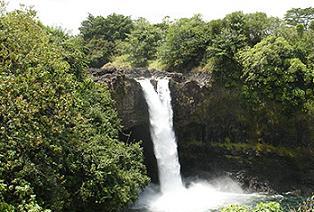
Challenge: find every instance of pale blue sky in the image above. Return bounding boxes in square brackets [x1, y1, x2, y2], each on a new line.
[7, 0, 314, 34]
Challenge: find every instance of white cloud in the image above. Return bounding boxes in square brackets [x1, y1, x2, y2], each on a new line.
[6, 0, 314, 34]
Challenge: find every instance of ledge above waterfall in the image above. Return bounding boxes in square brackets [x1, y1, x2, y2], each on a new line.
[89, 67, 212, 87]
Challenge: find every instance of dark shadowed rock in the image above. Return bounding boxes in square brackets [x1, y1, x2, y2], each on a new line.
[89, 67, 212, 130]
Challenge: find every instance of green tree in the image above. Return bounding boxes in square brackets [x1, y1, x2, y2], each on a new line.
[158, 15, 210, 71]
[84, 38, 114, 68]
[79, 13, 134, 68]
[45, 26, 88, 80]
[125, 18, 163, 67]
[239, 36, 314, 113]
[246, 12, 282, 46]
[284, 7, 314, 29]
[0, 7, 148, 211]
[278, 23, 314, 68]
[205, 12, 248, 86]
[79, 13, 133, 41]
[205, 12, 281, 86]
[309, 20, 314, 30]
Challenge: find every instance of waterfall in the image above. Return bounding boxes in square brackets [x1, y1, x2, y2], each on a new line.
[138, 79, 183, 193]
[136, 78, 256, 212]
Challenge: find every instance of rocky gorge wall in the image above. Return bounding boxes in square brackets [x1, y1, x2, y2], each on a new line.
[89, 67, 314, 195]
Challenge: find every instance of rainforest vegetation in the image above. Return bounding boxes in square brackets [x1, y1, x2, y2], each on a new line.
[0, 0, 313, 211]
[0, 3, 148, 212]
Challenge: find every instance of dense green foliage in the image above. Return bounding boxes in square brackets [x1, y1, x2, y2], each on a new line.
[78, 9, 313, 102]
[205, 12, 281, 86]
[240, 36, 314, 113]
[124, 18, 163, 67]
[221, 204, 249, 212]
[79, 13, 134, 68]
[0, 6, 148, 211]
[284, 7, 314, 29]
[221, 197, 314, 212]
[222, 202, 282, 212]
[158, 15, 210, 71]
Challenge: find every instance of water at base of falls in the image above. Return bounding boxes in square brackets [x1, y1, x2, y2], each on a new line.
[133, 180, 267, 212]
[136, 79, 263, 212]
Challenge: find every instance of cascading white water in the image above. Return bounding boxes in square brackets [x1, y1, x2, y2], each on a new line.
[138, 79, 183, 193]
[136, 78, 262, 212]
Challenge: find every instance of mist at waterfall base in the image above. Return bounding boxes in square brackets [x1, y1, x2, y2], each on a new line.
[134, 78, 264, 212]
[133, 177, 263, 212]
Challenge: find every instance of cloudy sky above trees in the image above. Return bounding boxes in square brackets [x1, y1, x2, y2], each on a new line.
[7, 0, 314, 34]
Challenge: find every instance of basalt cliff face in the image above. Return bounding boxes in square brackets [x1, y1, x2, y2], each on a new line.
[90, 67, 211, 130]
[89, 67, 314, 195]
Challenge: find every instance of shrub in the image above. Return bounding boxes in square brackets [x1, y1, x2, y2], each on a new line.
[253, 202, 283, 212]
[221, 204, 249, 212]
[221, 202, 283, 212]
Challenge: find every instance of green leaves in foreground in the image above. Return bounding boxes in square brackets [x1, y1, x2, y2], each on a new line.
[222, 202, 282, 212]
[0, 7, 148, 212]
[221, 204, 249, 212]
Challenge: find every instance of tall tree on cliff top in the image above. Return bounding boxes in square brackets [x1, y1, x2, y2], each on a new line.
[125, 18, 163, 67]
[205, 12, 281, 87]
[205, 12, 248, 86]
[284, 7, 314, 29]
[80, 13, 133, 41]
[240, 36, 314, 113]
[79, 13, 134, 68]
[158, 15, 210, 72]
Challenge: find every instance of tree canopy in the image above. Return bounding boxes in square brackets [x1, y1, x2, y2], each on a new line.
[240, 36, 314, 113]
[79, 13, 134, 68]
[284, 7, 314, 29]
[0, 6, 148, 211]
[158, 15, 210, 71]
[80, 13, 134, 41]
[124, 18, 163, 67]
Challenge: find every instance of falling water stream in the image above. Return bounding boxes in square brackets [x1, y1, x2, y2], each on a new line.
[134, 79, 269, 212]
[138, 79, 183, 193]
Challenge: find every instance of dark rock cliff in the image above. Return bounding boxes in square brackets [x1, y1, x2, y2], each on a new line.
[89, 67, 314, 195]
[89, 67, 211, 130]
